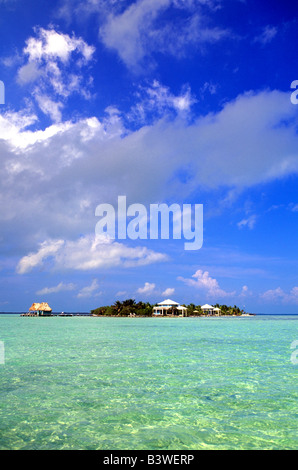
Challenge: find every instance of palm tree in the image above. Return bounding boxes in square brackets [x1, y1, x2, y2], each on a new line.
[123, 299, 136, 308]
[113, 300, 122, 314]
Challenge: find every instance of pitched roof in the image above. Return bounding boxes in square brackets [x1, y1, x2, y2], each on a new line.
[29, 302, 41, 311]
[157, 299, 180, 306]
[201, 304, 214, 309]
[38, 302, 52, 312]
[29, 302, 52, 312]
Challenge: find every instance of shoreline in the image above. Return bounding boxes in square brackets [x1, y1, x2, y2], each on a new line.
[18, 313, 256, 318]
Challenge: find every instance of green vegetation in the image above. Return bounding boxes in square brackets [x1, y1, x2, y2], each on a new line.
[186, 303, 244, 316]
[91, 300, 246, 316]
[91, 299, 153, 317]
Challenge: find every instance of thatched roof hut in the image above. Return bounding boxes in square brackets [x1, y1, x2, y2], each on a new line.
[38, 302, 52, 312]
[29, 302, 52, 315]
[29, 303, 40, 311]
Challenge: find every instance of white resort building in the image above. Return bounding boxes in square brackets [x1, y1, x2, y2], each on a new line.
[153, 299, 188, 317]
[201, 304, 221, 316]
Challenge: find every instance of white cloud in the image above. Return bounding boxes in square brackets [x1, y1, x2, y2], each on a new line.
[77, 279, 102, 298]
[162, 287, 175, 297]
[34, 93, 63, 122]
[129, 80, 196, 122]
[137, 281, 156, 295]
[115, 290, 127, 297]
[16, 235, 168, 274]
[137, 284, 174, 297]
[22, 27, 94, 65]
[260, 287, 285, 302]
[178, 269, 235, 298]
[36, 281, 76, 295]
[260, 286, 298, 304]
[17, 27, 95, 121]
[239, 285, 252, 298]
[99, 0, 228, 70]
[17, 240, 64, 274]
[99, 0, 170, 69]
[254, 25, 278, 45]
[237, 214, 257, 230]
[1, 88, 298, 264]
[291, 287, 298, 301]
[17, 62, 41, 84]
[0, 110, 38, 142]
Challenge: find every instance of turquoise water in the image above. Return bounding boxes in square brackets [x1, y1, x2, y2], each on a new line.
[0, 315, 297, 450]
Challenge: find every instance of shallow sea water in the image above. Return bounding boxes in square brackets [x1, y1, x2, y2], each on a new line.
[0, 315, 297, 450]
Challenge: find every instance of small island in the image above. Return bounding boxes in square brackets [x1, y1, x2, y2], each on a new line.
[91, 298, 252, 317]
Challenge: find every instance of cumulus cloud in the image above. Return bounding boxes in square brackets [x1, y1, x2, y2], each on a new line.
[22, 27, 94, 63]
[0, 110, 38, 142]
[17, 27, 95, 121]
[239, 285, 252, 298]
[34, 93, 64, 123]
[99, 0, 228, 70]
[17, 240, 64, 274]
[178, 269, 235, 298]
[16, 236, 168, 274]
[77, 279, 101, 298]
[36, 281, 76, 295]
[137, 281, 156, 295]
[161, 287, 175, 297]
[260, 286, 298, 304]
[1, 88, 297, 268]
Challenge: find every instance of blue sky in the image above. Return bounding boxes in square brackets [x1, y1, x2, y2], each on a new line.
[0, 0, 297, 313]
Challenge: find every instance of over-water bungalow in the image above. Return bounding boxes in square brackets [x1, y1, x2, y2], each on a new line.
[153, 299, 188, 317]
[28, 302, 53, 316]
